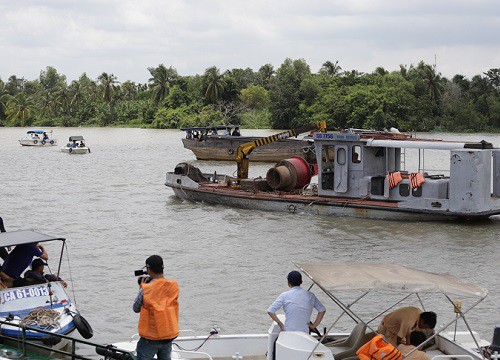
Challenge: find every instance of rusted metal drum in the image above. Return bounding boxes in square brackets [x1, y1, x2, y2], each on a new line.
[266, 156, 312, 191]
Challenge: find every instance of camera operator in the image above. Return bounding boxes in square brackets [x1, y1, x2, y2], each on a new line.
[132, 255, 180, 360]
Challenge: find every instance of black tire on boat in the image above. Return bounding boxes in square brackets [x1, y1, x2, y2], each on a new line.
[73, 313, 93, 339]
[41, 334, 62, 346]
[41, 140, 46, 145]
[69, 148, 73, 153]
[50, 140, 54, 145]
[33, 140, 38, 144]
[88, 148, 91, 153]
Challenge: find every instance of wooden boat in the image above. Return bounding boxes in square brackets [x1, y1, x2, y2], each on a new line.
[181, 126, 317, 162]
[166, 129, 500, 221]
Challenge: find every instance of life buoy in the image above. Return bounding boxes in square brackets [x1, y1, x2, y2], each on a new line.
[73, 313, 93, 339]
[33, 140, 38, 144]
[41, 140, 46, 145]
[69, 148, 73, 153]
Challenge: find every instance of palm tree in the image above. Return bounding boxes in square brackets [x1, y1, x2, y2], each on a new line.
[54, 85, 72, 115]
[98, 72, 118, 104]
[38, 91, 55, 119]
[320, 61, 342, 76]
[258, 64, 275, 89]
[399, 64, 414, 79]
[70, 81, 85, 109]
[374, 67, 388, 76]
[148, 64, 178, 105]
[5, 93, 35, 126]
[422, 65, 442, 101]
[204, 66, 227, 103]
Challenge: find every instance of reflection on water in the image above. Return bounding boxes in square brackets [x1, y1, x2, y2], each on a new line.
[0, 127, 499, 344]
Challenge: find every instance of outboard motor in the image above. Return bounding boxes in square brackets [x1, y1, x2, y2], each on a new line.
[266, 157, 313, 191]
[491, 325, 500, 352]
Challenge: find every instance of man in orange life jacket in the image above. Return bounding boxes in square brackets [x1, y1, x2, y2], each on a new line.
[133, 255, 180, 360]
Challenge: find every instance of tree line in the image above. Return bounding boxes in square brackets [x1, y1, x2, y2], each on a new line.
[0, 59, 499, 132]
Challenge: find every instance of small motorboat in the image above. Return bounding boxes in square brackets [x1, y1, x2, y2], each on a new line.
[19, 130, 57, 146]
[107, 263, 495, 360]
[0, 221, 93, 344]
[61, 136, 90, 154]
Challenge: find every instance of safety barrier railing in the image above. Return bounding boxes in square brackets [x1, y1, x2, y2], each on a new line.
[0, 318, 134, 360]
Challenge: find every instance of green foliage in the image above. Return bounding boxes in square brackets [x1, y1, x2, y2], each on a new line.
[0, 60, 499, 132]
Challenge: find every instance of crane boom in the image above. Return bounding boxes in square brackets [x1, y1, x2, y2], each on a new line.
[235, 121, 327, 182]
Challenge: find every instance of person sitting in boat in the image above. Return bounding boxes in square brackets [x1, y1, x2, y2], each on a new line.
[212, 127, 218, 135]
[71, 140, 78, 148]
[377, 306, 437, 346]
[193, 131, 199, 140]
[267, 270, 326, 333]
[22, 258, 67, 288]
[43, 132, 49, 140]
[231, 127, 241, 136]
[222, 128, 230, 136]
[80, 141, 86, 147]
[397, 330, 431, 360]
[0, 242, 48, 288]
[186, 130, 193, 140]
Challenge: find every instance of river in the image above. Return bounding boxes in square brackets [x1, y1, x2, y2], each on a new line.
[0, 127, 499, 347]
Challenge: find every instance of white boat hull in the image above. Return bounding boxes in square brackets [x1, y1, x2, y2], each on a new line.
[19, 139, 58, 146]
[61, 147, 90, 154]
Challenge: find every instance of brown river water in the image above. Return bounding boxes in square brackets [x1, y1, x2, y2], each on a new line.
[0, 127, 499, 346]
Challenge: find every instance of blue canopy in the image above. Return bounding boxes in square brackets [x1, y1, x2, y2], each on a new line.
[27, 130, 46, 134]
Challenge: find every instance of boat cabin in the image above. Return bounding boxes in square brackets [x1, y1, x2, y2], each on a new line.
[313, 130, 500, 216]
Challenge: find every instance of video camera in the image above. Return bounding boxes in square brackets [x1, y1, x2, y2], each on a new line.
[134, 269, 151, 285]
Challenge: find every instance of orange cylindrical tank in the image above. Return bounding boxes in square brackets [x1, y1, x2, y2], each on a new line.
[266, 157, 312, 191]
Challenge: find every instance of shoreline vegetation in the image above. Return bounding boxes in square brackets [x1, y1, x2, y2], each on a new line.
[0, 59, 499, 132]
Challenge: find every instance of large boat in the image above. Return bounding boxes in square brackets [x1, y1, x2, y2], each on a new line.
[0, 220, 93, 347]
[18, 130, 58, 146]
[107, 263, 497, 360]
[166, 128, 500, 221]
[181, 126, 318, 163]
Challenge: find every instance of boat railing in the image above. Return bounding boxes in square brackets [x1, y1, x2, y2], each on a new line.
[0, 318, 134, 360]
[432, 355, 475, 360]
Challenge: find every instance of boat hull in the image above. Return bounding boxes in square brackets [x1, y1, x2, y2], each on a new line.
[19, 139, 58, 146]
[182, 137, 316, 162]
[166, 174, 500, 221]
[61, 147, 90, 154]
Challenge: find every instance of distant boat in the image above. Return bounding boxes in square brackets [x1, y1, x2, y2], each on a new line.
[181, 126, 317, 163]
[19, 130, 57, 146]
[61, 136, 90, 154]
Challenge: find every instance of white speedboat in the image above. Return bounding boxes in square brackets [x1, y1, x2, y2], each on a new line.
[107, 263, 497, 360]
[19, 130, 57, 146]
[0, 225, 93, 345]
[61, 136, 90, 154]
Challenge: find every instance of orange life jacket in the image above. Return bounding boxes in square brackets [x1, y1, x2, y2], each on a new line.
[409, 173, 425, 190]
[138, 278, 180, 340]
[357, 334, 402, 360]
[387, 172, 403, 190]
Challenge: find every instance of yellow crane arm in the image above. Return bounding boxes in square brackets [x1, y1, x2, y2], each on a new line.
[235, 121, 327, 181]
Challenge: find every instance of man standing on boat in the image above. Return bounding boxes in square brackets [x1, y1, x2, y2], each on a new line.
[133, 255, 180, 360]
[267, 270, 326, 333]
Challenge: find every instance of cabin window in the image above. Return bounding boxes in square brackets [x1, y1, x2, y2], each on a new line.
[352, 146, 362, 163]
[412, 187, 422, 197]
[337, 148, 346, 165]
[399, 184, 410, 197]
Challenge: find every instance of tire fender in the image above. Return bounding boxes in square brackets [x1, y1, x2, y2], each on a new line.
[73, 313, 93, 339]
[41, 140, 46, 145]
[33, 140, 38, 144]
[69, 148, 73, 153]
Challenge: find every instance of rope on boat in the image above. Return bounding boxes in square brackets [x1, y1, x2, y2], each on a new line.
[20, 307, 61, 330]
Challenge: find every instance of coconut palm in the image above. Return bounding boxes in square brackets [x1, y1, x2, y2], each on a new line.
[54, 85, 72, 115]
[258, 64, 275, 89]
[5, 93, 35, 126]
[98, 72, 119, 104]
[399, 64, 414, 79]
[422, 65, 442, 101]
[38, 91, 55, 119]
[148, 64, 178, 105]
[204, 66, 227, 103]
[320, 60, 342, 76]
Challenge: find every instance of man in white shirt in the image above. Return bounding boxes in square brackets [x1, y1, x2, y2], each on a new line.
[267, 271, 326, 333]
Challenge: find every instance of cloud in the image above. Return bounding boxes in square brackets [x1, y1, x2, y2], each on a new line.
[0, 0, 498, 83]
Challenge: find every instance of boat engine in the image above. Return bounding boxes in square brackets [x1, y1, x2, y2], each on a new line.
[266, 157, 314, 191]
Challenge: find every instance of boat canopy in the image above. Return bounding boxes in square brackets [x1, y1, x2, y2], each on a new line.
[294, 262, 487, 298]
[26, 130, 46, 134]
[180, 125, 240, 132]
[0, 230, 65, 248]
[364, 139, 493, 150]
[69, 136, 84, 141]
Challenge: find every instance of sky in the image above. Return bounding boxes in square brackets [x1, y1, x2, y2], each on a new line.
[1, 0, 499, 84]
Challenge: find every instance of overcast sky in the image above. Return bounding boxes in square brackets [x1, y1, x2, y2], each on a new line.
[1, 0, 499, 84]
